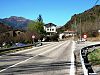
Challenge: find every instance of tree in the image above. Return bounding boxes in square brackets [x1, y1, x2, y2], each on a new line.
[37, 14, 43, 22]
[27, 15, 46, 42]
[28, 20, 45, 35]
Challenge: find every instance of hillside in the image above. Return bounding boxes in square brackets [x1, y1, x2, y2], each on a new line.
[0, 22, 12, 33]
[0, 16, 31, 30]
[62, 5, 100, 36]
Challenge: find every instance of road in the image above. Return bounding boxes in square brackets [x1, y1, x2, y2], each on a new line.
[0, 40, 75, 75]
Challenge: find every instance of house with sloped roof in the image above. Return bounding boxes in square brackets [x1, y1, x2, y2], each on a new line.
[44, 23, 57, 35]
[64, 30, 75, 37]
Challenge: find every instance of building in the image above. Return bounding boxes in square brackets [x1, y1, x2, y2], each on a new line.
[59, 30, 76, 40]
[64, 30, 76, 37]
[44, 23, 57, 35]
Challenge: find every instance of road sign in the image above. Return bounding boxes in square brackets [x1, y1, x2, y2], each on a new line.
[83, 34, 87, 39]
[32, 35, 35, 39]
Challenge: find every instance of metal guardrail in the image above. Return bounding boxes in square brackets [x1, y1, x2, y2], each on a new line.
[80, 44, 100, 75]
[0, 42, 43, 54]
[0, 44, 34, 53]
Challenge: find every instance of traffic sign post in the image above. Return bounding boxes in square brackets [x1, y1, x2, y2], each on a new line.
[83, 34, 87, 41]
[32, 35, 35, 39]
[32, 35, 35, 46]
[83, 34, 87, 39]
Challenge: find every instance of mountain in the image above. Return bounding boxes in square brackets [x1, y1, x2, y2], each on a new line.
[0, 22, 12, 33]
[62, 5, 100, 36]
[0, 16, 32, 30]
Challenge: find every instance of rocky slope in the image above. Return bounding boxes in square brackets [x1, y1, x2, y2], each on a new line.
[62, 5, 100, 36]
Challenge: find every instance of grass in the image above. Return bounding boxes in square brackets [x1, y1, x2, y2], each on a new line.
[88, 48, 100, 65]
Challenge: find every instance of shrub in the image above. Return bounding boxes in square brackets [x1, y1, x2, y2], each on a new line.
[88, 49, 100, 65]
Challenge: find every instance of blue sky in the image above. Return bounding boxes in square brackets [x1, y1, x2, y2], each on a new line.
[0, 0, 100, 26]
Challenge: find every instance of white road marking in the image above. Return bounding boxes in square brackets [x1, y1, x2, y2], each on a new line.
[70, 41, 75, 75]
[0, 41, 68, 73]
[13, 42, 56, 54]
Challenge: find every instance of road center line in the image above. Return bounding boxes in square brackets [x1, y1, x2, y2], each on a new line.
[0, 41, 68, 73]
[70, 41, 75, 75]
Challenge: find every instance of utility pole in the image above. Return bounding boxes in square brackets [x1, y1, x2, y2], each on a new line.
[75, 18, 77, 34]
[80, 18, 82, 41]
[73, 18, 77, 40]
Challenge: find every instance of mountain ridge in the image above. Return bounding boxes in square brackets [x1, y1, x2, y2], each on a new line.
[0, 16, 32, 30]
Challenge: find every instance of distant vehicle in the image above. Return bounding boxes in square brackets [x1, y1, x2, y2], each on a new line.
[34, 40, 42, 47]
[81, 38, 86, 42]
[77, 38, 86, 44]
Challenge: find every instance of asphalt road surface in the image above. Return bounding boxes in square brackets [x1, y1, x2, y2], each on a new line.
[0, 40, 75, 75]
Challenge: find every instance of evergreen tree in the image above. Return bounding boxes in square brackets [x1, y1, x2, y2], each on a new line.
[37, 14, 43, 22]
[28, 15, 46, 35]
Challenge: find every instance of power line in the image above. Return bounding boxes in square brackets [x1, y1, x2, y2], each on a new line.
[95, 0, 99, 6]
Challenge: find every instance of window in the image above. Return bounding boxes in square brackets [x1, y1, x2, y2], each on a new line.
[52, 29, 54, 31]
[50, 29, 51, 31]
[47, 29, 49, 31]
[18, 32, 20, 34]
